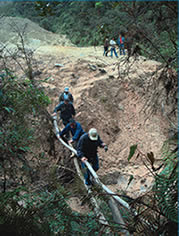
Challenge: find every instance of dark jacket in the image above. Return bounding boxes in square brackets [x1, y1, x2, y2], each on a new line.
[104, 39, 109, 47]
[60, 122, 85, 142]
[53, 102, 75, 121]
[77, 133, 104, 162]
[59, 92, 74, 103]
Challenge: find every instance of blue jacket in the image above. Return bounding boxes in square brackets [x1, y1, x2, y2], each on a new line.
[60, 122, 85, 141]
[77, 133, 104, 161]
[53, 102, 76, 121]
[117, 36, 125, 46]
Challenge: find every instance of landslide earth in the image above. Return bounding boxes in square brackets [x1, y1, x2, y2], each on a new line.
[1, 17, 175, 212]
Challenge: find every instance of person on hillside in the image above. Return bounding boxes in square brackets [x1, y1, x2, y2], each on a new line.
[117, 33, 125, 55]
[103, 37, 109, 57]
[110, 38, 118, 58]
[59, 87, 74, 104]
[52, 97, 76, 133]
[77, 128, 108, 186]
[59, 118, 85, 148]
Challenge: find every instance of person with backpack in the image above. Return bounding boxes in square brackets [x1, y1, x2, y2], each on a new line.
[59, 118, 85, 148]
[77, 128, 108, 186]
[117, 33, 125, 55]
[59, 87, 74, 103]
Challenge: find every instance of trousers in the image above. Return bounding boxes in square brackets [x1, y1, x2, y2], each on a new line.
[81, 155, 99, 185]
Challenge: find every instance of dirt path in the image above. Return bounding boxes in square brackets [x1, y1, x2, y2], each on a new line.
[35, 45, 119, 106]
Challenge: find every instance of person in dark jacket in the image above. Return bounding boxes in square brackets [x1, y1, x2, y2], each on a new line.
[103, 37, 109, 56]
[77, 128, 108, 186]
[52, 98, 76, 126]
[59, 118, 85, 148]
[59, 87, 74, 103]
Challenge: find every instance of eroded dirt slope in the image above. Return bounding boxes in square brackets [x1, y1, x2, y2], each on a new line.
[33, 45, 170, 198]
[1, 17, 171, 200]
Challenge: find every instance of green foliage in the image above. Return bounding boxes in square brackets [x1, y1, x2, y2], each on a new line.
[126, 175, 134, 188]
[154, 173, 178, 223]
[0, 69, 50, 191]
[127, 135, 178, 233]
[1, 70, 50, 116]
[0, 188, 51, 235]
[0, 2, 40, 19]
[128, 144, 137, 161]
[0, 187, 120, 235]
[153, 136, 178, 223]
[2, 1, 176, 66]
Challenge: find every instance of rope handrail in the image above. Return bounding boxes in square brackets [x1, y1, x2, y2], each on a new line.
[53, 117, 109, 226]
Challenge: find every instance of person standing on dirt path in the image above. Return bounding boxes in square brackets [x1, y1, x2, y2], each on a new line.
[110, 38, 118, 58]
[103, 37, 109, 56]
[59, 87, 74, 104]
[59, 118, 85, 148]
[52, 97, 76, 131]
[77, 128, 108, 186]
[117, 32, 125, 55]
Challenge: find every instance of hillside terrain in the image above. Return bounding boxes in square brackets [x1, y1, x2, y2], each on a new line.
[0, 17, 73, 48]
[1, 17, 175, 213]
[36, 47, 169, 197]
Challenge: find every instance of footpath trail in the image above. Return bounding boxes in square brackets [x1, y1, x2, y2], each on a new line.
[35, 45, 118, 105]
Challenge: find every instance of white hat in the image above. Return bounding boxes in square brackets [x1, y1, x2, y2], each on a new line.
[64, 87, 69, 92]
[89, 128, 98, 141]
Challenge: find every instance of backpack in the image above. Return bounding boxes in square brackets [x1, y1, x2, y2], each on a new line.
[120, 37, 123, 44]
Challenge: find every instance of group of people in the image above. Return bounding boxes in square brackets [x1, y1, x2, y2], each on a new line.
[52, 87, 108, 187]
[103, 33, 125, 58]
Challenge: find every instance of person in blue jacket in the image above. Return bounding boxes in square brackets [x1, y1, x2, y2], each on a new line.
[77, 128, 108, 186]
[52, 97, 76, 126]
[117, 32, 125, 55]
[59, 118, 85, 148]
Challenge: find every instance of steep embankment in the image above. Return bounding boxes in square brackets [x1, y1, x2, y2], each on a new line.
[38, 53, 169, 198]
[1, 17, 171, 200]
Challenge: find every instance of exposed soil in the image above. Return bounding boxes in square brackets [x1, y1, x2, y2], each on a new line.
[34, 46, 169, 196]
[1, 17, 172, 213]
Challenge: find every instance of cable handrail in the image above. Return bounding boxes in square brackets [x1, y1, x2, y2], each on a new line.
[53, 116, 130, 210]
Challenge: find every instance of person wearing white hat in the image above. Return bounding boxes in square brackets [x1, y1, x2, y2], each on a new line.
[77, 128, 108, 186]
[59, 87, 74, 103]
